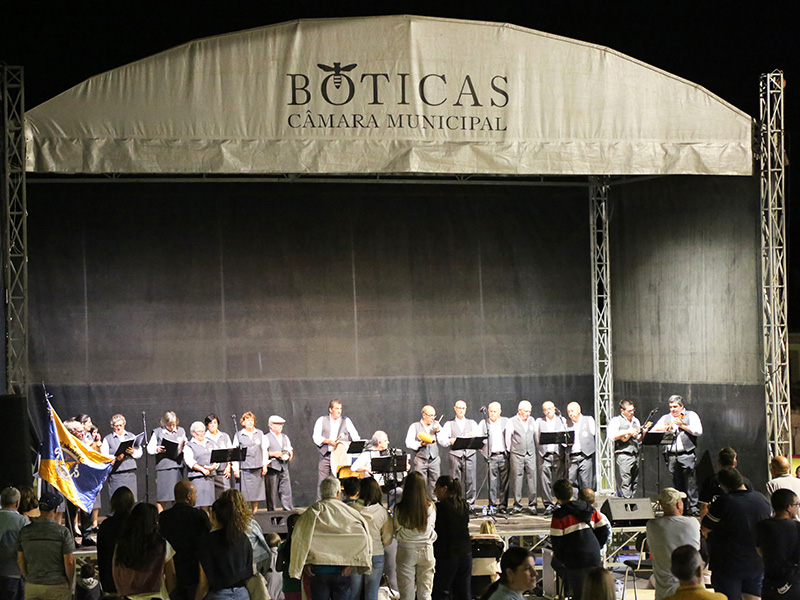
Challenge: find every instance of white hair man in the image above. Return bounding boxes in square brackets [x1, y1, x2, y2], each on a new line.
[289, 477, 371, 600]
[1, 487, 28, 600]
[405, 405, 442, 498]
[505, 400, 538, 514]
[437, 400, 479, 509]
[536, 401, 568, 514]
[646, 488, 701, 600]
[566, 402, 596, 492]
[480, 402, 509, 513]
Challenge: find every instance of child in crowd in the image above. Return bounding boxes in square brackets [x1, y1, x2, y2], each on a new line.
[75, 563, 103, 600]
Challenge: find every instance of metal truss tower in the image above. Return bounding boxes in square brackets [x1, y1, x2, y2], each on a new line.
[760, 70, 791, 461]
[1, 65, 28, 395]
[590, 176, 615, 494]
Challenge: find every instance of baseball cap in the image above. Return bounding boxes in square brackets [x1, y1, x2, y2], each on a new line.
[658, 487, 687, 507]
[39, 491, 63, 512]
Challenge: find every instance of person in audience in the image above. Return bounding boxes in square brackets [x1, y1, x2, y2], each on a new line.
[432, 476, 472, 600]
[482, 547, 537, 600]
[0, 487, 28, 600]
[577, 488, 612, 554]
[196, 494, 254, 600]
[580, 567, 615, 600]
[265, 533, 284, 600]
[341, 477, 361, 505]
[17, 487, 39, 519]
[351, 478, 393, 600]
[701, 466, 771, 600]
[663, 545, 725, 600]
[75, 563, 102, 600]
[159, 481, 211, 600]
[766, 456, 800, 521]
[394, 471, 438, 600]
[97, 485, 135, 595]
[113, 502, 176, 600]
[147, 410, 188, 512]
[290, 476, 371, 600]
[756, 488, 800, 600]
[549, 478, 610, 600]
[17, 491, 75, 600]
[221, 489, 270, 576]
[698, 447, 745, 519]
[276, 513, 302, 600]
[646, 488, 702, 600]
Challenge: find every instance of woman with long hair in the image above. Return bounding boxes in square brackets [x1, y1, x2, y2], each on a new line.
[220, 488, 270, 575]
[432, 476, 472, 600]
[580, 567, 615, 600]
[352, 477, 393, 600]
[481, 547, 537, 600]
[393, 471, 437, 600]
[196, 494, 254, 600]
[113, 502, 176, 600]
[98, 486, 135, 595]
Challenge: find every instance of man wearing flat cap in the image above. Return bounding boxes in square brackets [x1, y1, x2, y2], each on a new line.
[266, 415, 294, 511]
[646, 488, 701, 600]
[17, 492, 75, 600]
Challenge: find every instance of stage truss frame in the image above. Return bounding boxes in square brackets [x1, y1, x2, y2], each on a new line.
[590, 177, 615, 494]
[1, 65, 28, 396]
[760, 70, 791, 461]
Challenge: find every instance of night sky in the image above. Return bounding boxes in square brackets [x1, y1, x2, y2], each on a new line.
[2, 1, 796, 326]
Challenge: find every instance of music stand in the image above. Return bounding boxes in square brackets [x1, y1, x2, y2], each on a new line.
[372, 453, 409, 511]
[538, 431, 575, 446]
[643, 431, 674, 496]
[347, 440, 367, 454]
[451, 436, 488, 452]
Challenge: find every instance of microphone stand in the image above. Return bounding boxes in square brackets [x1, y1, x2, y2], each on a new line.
[142, 411, 150, 504]
[231, 414, 243, 493]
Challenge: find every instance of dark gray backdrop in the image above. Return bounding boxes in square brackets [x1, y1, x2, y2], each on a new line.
[25, 176, 764, 505]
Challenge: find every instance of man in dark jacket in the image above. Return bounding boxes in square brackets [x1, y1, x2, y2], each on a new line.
[549, 478, 610, 600]
[159, 480, 211, 600]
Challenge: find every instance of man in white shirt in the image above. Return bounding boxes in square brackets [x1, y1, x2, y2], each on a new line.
[536, 401, 568, 515]
[652, 395, 703, 516]
[646, 487, 701, 600]
[766, 455, 800, 521]
[505, 400, 538, 515]
[607, 399, 643, 498]
[480, 402, 509, 513]
[437, 400, 479, 509]
[566, 402, 596, 493]
[312, 399, 360, 494]
[405, 405, 442, 498]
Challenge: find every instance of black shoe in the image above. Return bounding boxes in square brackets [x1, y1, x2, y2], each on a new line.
[496, 507, 507, 515]
[80, 537, 96, 548]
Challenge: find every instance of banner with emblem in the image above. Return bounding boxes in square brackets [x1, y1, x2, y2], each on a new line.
[38, 400, 113, 512]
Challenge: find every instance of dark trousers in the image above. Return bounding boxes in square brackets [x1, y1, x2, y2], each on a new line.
[0, 576, 24, 600]
[432, 553, 473, 600]
[266, 467, 294, 510]
[666, 452, 698, 514]
[309, 568, 352, 600]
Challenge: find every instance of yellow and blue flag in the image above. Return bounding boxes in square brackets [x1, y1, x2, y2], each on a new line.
[38, 400, 113, 512]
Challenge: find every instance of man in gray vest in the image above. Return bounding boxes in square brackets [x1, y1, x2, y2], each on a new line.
[567, 402, 596, 493]
[437, 400, 480, 509]
[405, 405, 442, 498]
[607, 399, 643, 498]
[312, 399, 360, 494]
[265, 415, 294, 511]
[480, 401, 509, 513]
[536, 401, 568, 515]
[652, 395, 703, 516]
[505, 400, 538, 515]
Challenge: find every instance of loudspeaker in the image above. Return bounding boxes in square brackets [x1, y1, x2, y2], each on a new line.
[600, 497, 654, 526]
[0, 395, 34, 489]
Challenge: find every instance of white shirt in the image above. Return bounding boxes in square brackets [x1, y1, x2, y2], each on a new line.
[183, 438, 216, 469]
[312, 416, 360, 452]
[653, 410, 702, 452]
[607, 414, 640, 441]
[570, 415, 596, 454]
[146, 428, 187, 455]
[405, 421, 438, 451]
[437, 416, 478, 446]
[482, 419, 507, 454]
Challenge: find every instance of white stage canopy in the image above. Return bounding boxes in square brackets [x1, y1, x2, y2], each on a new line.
[24, 15, 753, 176]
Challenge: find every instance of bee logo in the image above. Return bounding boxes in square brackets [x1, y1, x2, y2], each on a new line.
[317, 62, 358, 105]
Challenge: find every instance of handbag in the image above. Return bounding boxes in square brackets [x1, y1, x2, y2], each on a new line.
[245, 572, 271, 600]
